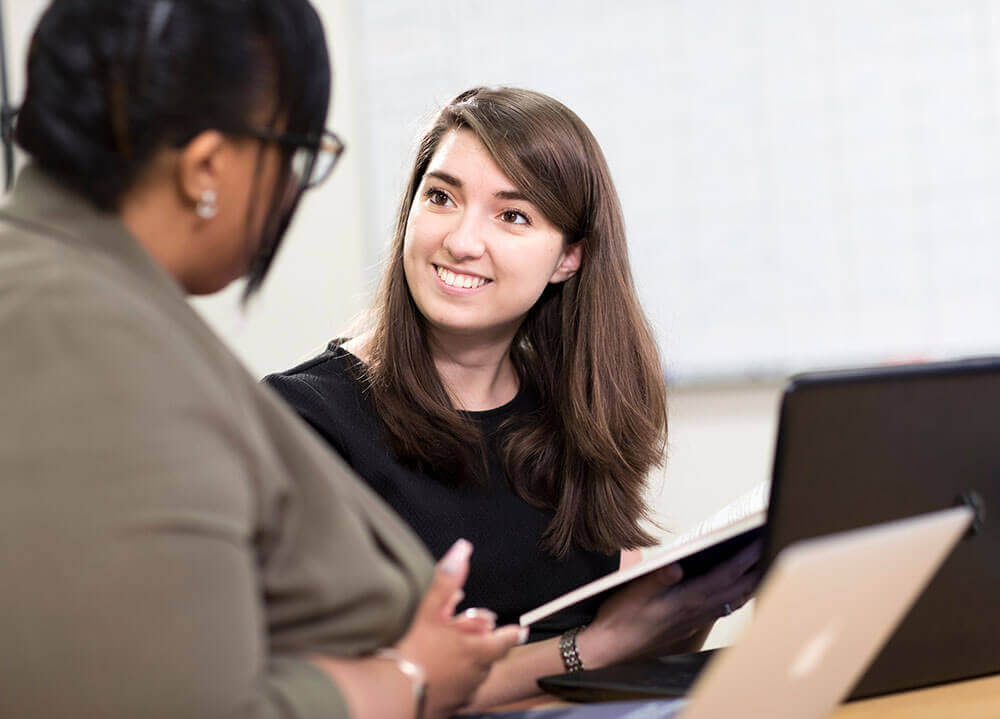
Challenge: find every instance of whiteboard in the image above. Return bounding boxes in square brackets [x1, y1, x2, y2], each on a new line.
[355, 0, 1000, 384]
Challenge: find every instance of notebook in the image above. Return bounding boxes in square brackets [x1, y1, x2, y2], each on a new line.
[519, 510, 765, 627]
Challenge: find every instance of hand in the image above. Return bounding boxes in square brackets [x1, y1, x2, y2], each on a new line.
[395, 539, 527, 719]
[579, 540, 762, 667]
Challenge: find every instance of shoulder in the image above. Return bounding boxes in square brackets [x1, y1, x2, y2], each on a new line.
[0, 231, 263, 518]
[1, 234, 192, 376]
[0, 227, 258, 456]
[263, 340, 378, 452]
[264, 339, 365, 405]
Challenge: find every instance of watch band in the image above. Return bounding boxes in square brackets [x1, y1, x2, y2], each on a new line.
[373, 647, 427, 718]
[559, 625, 587, 672]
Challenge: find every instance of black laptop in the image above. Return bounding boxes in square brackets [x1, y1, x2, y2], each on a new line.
[540, 357, 999, 701]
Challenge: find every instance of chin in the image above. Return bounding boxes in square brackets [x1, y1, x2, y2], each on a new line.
[184, 271, 240, 296]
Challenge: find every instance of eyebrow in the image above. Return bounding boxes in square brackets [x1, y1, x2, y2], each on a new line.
[424, 170, 530, 202]
[495, 189, 530, 202]
[425, 170, 462, 187]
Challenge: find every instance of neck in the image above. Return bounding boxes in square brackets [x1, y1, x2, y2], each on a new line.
[117, 154, 201, 294]
[426, 327, 520, 411]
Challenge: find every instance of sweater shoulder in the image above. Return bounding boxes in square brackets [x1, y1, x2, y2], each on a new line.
[262, 340, 376, 453]
[265, 340, 364, 398]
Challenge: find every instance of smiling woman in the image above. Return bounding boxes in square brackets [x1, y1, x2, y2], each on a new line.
[266, 86, 760, 711]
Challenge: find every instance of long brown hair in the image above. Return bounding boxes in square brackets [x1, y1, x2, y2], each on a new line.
[364, 87, 666, 556]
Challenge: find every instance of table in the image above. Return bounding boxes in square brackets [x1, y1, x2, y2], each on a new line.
[491, 673, 1000, 717]
[831, 674, 1000, 719]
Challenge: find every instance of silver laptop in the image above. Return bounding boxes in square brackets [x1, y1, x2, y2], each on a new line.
[469, 505, 972, 719]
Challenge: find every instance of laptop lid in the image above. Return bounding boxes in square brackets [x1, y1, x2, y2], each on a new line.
[680, 505, 972, 719]
[765, 357, 999, 698]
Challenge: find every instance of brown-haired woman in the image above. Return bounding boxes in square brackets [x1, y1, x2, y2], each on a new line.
[266, 86, 760, 708]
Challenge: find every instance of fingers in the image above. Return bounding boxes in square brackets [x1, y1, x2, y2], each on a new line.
[655, 562, 684, 587]
[418, 538, 473, 624]
[451, 608, 497, 634]
[682, 539, 763, 599]
[439, 538, 473, 579]
[476, 624, 530, 661]
[730, 568, 762, 611]
[609, 561, 684, 608]
[713, 568, 761, 618]
[443, 589, 465, 619]
[729, 539, 763, 576]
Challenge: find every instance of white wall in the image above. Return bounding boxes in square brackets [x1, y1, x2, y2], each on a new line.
[355, 0, 1000, 384]
[3, 1, 45, 103]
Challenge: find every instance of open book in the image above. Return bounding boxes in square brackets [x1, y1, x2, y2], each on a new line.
[519, 488, 768, 627]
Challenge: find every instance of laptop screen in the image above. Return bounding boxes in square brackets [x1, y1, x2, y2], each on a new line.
[764, 356, 1000, 698]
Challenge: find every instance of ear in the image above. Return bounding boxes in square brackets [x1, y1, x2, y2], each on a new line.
[550, 240, 583, 284]
[175, 130, 227, 211]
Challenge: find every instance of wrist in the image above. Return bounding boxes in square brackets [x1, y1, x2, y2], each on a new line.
[573, 622, 621, 669]
[373, 647, 427, 719]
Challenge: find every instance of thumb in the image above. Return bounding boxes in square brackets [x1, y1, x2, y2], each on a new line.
[419, 538, 473, 622]
[655, 562, 684, 587]
[479, 624, 531, 662]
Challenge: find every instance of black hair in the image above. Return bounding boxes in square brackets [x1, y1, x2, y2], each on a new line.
[15, 0, 332, 297]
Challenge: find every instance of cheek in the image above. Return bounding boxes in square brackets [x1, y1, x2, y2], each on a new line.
[403, 210, 441, 255]
[505, 240, 565, 291]
[401, 224, 419, 276]
[401, 211, 442, 275]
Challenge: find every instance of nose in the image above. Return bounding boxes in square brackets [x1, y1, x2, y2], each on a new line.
[442, 212, 486, 261]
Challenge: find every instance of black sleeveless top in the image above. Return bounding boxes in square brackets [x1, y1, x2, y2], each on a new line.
[264, 342, 618, 640]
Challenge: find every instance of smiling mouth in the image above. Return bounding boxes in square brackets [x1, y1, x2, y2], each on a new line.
[434, 264, 492, 289]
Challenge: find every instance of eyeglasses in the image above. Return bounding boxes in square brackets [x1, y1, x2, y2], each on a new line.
[138, 1, 344, 191]
[238, 127, 346, 191]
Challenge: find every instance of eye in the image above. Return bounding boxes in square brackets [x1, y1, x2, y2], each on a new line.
[424, 188, 454, 207]
[500, 209, 531, 226]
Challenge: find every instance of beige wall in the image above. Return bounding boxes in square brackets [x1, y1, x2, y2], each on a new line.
[652, 383, 782, 647]
[650, 383, 781, 539]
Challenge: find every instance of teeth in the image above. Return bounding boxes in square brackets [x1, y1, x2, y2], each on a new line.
[435, 265, 488, 289]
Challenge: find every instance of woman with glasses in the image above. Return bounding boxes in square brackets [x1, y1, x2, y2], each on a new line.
[267, 86, 761, 709]
[0, 3, 524, 719]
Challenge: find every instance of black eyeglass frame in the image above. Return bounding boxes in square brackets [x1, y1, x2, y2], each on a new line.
[236, 127, 346, 191]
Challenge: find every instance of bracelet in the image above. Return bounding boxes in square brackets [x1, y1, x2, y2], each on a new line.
[559, 625, 587, 672]
[373, 648, 427, 719]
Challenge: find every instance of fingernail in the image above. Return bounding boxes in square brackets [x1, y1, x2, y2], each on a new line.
[463, 608, 497, 626]
[518, 626, 530, 644]
[440, 538, 473, 574]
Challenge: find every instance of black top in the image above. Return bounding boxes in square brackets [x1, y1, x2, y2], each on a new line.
[265, 341, 619, 639]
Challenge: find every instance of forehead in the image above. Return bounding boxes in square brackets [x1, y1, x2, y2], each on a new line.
[424, 129, 517, 191]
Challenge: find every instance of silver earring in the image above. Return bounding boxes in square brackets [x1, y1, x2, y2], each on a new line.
[196, 189, 218, 220]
